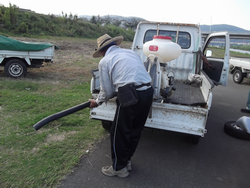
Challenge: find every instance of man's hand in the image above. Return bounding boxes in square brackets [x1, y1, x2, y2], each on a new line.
[89, 99, 98, 108]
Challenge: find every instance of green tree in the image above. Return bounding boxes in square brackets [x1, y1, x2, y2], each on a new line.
[18, 22, 28, 33]
[123, 18, 142, 30]
[112, 19, 121, 27]
[2, 3, 18, 28]
[96, 15, 102, 24]
[103, 15, 111, 25]
[3, 9, 11, 27]
[25, 12, 30, 19]
[69, 13, 73, 20]
[73, 14, 78, 20]
[9, 3, 18, 25]
[90, 16, 97, 24]
[0, 6, 6, 24]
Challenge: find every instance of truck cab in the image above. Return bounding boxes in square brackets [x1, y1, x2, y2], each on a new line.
[132, 22, 230, 86]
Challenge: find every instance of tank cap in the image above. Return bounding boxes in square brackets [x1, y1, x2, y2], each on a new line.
[153, 35, 172, 40]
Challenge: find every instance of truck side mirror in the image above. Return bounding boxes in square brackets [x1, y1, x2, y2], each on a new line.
[206, 50, 212, 57]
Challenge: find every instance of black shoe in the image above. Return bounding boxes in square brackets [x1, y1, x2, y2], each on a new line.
[241, 109, 250, 113]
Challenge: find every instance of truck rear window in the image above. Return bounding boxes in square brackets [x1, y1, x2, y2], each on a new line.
[144, 30, 191, 49]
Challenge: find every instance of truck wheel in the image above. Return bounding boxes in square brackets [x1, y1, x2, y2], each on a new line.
[4, 59, 27, 78]
[101, 120, 112, 132]
[233, 69, 244, 84]
[188, 135, 200, 144]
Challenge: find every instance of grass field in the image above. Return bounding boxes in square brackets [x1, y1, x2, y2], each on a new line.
[0, 36, 132, 187]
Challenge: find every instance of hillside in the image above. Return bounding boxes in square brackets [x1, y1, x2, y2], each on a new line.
[81, 15, 145, 22]
[200, 24, 250, 33]
[80, 15, 145, 30]
[1, 3, 249, 41]
[0, 5, 135, 41]
[82, 15, 250, 33]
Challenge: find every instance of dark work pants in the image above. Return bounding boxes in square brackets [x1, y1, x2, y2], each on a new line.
[110, 87, 154, 171]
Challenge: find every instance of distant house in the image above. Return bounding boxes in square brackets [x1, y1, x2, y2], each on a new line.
[0, 4, 32, 12]
[19, 8, 33, 12]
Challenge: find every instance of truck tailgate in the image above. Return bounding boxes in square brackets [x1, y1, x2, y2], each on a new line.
[90, 99, 208, 137]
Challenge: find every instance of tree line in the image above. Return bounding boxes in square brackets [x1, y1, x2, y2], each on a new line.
[0, 4, 139, 41]
[89, 15, 142, 30]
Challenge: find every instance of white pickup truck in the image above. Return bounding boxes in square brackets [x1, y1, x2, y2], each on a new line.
[90, 21, 230, 144]
[229, 57, 250, 84]
[0, 35, 58, 78]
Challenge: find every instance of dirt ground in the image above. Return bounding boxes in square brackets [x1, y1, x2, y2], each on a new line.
[0, 36, 132, 81]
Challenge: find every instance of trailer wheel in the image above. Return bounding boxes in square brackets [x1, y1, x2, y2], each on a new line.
[233, 69, 244, 84]
[4, 59, 27, 78]
[224, 121, 250, 140]
[101, 120, 112, 132]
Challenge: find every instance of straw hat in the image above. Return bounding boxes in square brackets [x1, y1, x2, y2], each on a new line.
[92, 34, 123, 58]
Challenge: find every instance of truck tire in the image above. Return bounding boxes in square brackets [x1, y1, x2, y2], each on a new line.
[224, 121, 250, 140]
[101, 120, 112, 132]
[233, 69, 244, 84]
[188, 135, 200, 144]
[4, 59, 27, 78]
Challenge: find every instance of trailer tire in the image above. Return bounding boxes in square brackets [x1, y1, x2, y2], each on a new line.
[4, 59, 27, 78]
[101, 120, 112, 132]
[233, 69, 244, 84]
[224, 121, 250, 140]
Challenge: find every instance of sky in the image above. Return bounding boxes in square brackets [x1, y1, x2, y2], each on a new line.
[1, 0, 250, 31]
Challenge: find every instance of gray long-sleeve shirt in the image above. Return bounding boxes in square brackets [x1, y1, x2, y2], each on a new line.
[96, 45, 151, 104]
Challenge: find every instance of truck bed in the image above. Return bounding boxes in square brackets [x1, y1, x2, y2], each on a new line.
[0, 35, 58, 51]
[166, 80, 206, 107]
[230, 57, 250, 70]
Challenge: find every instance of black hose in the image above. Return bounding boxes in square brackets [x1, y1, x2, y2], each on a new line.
[33, 101, 91, 131]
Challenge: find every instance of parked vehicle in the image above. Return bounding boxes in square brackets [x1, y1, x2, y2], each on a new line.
[0, 35, 58, 78]
[90, 21, 230, 144]
[229, 57, 250, 84]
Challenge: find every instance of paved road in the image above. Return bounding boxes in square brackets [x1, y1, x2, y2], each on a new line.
[59, 76, 250, 188]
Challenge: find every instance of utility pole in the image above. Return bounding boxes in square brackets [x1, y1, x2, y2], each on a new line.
[209, 17, 212, 33]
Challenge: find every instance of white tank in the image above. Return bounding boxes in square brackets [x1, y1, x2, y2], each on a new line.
[143, 35, 182, 63]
